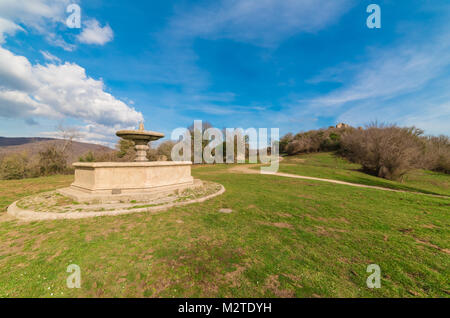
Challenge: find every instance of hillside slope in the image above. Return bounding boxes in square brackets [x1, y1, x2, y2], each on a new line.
[0, 137, 114, 164]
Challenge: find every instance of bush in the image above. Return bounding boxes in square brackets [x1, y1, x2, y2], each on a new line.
[79, 151, 95, 162]
[279, 133, 294, 154]
[283, 127, 347, 155]
[38, 145, 68, 176]
[423, 135, 450, 173]
[155, 141, 175, 161]
[116, 139, 136, 161]
[340, 123, 423, 180]
[0, 153, 30, 180]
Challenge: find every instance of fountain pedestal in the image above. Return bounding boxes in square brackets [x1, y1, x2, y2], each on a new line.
[134, 140, 150, 162]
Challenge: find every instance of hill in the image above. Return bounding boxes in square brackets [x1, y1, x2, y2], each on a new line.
[0, 136, 114, 164]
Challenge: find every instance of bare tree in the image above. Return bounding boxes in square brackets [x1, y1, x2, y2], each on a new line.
[340, 123, 423, 180]
[56, 123, 81, 154]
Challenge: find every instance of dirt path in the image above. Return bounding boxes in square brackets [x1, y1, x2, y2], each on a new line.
[228, 164, 261, 174]
[0, 212, 16, 223]
[228, 160, 449, 199]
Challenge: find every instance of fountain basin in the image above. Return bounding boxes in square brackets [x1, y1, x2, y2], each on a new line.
[115, 129, 164, 141]
[59, 161, 199, 203]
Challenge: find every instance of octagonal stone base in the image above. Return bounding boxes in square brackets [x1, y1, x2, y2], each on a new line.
[58, 161, 200, 203]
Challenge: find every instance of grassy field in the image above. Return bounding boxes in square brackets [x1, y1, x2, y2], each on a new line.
[0, 156, 449, 297]
[277, 152, 450, 196]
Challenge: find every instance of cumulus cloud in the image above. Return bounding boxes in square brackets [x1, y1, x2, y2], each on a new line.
[0, 46, 143, 137]
[0, 47, 37, 91]
[0, 0, 123, 144]
[77, 19, 114, 45]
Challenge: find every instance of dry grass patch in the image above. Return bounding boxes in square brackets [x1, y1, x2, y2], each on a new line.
[264, 275, 295, 298]
[258, 221, 294, 229]
[305, 213, 350, 224]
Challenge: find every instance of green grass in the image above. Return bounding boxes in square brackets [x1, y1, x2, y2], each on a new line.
[0, 175, 73, 213]
[277, 152, 450, 196]
[0, 162, 448, 297]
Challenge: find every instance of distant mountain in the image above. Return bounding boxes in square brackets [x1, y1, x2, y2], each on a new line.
[0, 137, 114, 164]
[0, 137, 55, 147]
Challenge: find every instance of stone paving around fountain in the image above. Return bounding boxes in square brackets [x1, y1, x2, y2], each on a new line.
[7, 181, 224, 221]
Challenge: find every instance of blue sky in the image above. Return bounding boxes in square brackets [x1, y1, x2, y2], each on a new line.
[0, 0, 449, 146]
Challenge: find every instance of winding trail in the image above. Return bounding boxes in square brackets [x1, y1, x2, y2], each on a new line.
[228, 160, 449, 199]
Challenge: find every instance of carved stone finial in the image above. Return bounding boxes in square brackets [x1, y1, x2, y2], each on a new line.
[139, 122, 145, 131]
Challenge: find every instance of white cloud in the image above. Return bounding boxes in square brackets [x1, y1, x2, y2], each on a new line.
[279, 20, 450, 135]
[0, 0, 73, 49]
[169, 0, 355, 47]
[45, 32, 76, 51]
[40, 50, 61, 63]
[0, 46, 37, 91]
[0, 0, 71, 33]
[399, 102, 450, 136]
[0, 46, 143, 137]
[0, 0, 125, 145]
[0, 17, 24, 43]
[334, 75, 450, 136]
[0, 0, 114, 49]
[77, 19, 114, 45]
[0, 89, 43, 117]
[308, 46, 450, 108]
[305, 17, 450, 109]
[41, 123, 121, 147]
[335, 97, 450, 136]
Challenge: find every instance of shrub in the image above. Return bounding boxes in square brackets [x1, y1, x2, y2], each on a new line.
[38, 145, 68, 176]
[77, 150, 122, 163]
[0, 153, 29, 180]
[79, 151, 95, 162]
[423, 135, 450, 173]
[340, 123, 423, 180]
[279, 133, 294, 154]
[283, 128, 346, 155]
[156, 141, 175, 161]
[116, 139, 136, 161]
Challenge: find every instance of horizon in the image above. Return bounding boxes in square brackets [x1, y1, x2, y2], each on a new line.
[0, 1, 449, 148]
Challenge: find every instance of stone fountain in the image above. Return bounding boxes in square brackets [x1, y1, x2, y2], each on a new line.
[59, 123, 199, 203]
